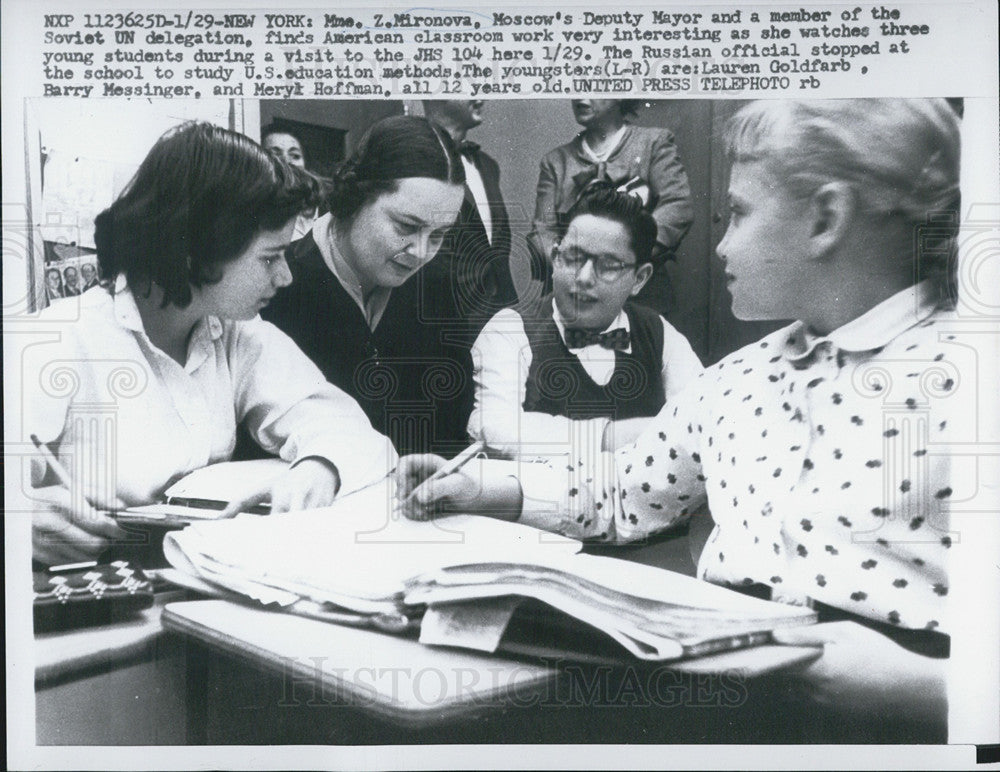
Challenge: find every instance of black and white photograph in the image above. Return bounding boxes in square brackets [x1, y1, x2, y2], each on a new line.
[4, 1, 999, 770]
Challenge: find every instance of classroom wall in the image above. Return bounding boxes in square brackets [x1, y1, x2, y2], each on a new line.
[259, 100, 403, 155]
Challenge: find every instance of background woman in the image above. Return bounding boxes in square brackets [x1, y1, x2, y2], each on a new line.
[26, 122, 395, 566]
[261, 123, 329, 240]
[528, 99, 694, 314]
[262, 116, 469, 458]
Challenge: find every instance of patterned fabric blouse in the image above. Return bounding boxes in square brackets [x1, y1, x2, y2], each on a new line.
[518, 281, 965, 633]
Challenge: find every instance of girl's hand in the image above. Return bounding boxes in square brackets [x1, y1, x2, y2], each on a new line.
[32, 485, 127, 565]
[221, 458, 340, 517]
[771, 621, 947, 724]
[394, 454, 522, 522]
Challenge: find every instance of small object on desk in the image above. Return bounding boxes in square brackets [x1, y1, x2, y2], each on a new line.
[48, 560, 99, 573]
[33, 560, 155, 632]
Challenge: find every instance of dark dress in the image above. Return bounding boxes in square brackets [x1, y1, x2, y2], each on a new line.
[261, 232, 475, 459]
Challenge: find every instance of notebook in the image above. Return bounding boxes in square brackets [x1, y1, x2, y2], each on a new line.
[114, 459, 288, 525]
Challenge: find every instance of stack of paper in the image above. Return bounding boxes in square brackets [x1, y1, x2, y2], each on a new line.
[164, 475, 817, 663]
[405, 554, 817, 661]
[163, 477, 582, 615]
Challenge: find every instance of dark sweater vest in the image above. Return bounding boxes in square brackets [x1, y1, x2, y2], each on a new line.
[260, 233, 474, 458]
[521, 297, 666, 421]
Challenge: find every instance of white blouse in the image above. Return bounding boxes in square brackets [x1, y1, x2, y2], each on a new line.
[23, 277, 396, 506]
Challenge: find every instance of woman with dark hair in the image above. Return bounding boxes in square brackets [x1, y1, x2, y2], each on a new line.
[261, 123, 328, 240]
[262, 115, 470, 458]
[528, 100, 694, 314]
[25, 122, 395, 566]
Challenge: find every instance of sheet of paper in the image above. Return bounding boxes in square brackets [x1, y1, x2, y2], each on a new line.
[419, 597, 522, 653]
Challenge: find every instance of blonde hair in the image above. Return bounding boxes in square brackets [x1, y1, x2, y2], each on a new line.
[725, 99, 961, 288]
[725, 99, 960, 223]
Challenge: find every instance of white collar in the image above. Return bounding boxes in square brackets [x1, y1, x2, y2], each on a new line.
[113, 274, 222, 341]
[783, 280, 943, 362]
[311, 213, 392, 329]
[581, 125, 629, 163]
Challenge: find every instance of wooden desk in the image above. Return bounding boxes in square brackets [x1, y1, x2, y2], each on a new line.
[163, 599, 558, 731]
[37, 525, 932, 745]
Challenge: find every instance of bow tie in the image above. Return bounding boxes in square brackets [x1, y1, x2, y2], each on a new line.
[458, 140, 480, 157]
[564, 327, 630, 351]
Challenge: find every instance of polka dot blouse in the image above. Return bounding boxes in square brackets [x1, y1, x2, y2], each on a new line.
[518, 282, 964, 633]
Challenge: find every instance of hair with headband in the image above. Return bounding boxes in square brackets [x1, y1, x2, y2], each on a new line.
[326, 115, 465, 223]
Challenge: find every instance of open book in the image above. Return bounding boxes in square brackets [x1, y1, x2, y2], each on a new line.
[163, 476, 817, 664]
[116, 459, 288, 525]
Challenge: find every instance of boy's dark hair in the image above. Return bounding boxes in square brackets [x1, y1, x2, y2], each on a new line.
[567, 185, 658, 266]
[94, 122, 311, 308]
[326, 115, 465, 223]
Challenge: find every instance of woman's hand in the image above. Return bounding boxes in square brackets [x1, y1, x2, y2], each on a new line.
[394, 454, 522, 522]
[32, 485, 128, 565]
[771, 621, 947, 724]
[221, 458, 341, 517]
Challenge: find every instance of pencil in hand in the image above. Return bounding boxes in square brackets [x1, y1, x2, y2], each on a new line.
[397, 441, 485, 521]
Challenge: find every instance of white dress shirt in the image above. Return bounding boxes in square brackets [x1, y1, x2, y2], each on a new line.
[468, 305, 703, 458]
[23, 277, 396, 506]
[460, 156, 492, 243]
[516, 281, 967, 633]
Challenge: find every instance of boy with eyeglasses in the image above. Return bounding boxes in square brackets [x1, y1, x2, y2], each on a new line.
[467, 186, 702, 458]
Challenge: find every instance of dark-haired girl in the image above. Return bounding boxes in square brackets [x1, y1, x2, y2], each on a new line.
[26, 122, 395, 566]
[262, 115, 470, 458]
[528, 100, 694, 313]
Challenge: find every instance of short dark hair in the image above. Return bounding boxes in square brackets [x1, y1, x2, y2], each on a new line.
[326, 115, 464, 223]
[261, 123, 303, 146]
[566, 185, 658, 266]
[94, 122, 310, 308]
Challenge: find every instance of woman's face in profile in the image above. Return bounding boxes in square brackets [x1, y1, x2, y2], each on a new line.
[339, 177, 464, 291]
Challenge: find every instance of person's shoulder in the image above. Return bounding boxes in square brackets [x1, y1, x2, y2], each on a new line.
[488, 305, 528, 327]
[627, 124, 678, 148]
[286, 232, 325, 274]
[707, 323, 799, 374]
[28, 289, 120, 360]
[624, 299, 664, 325]
[541, 136, 581, 165]
[37, 286, 113, 327]
[475, 147, 501, 173]
[220, 314, 298, 354]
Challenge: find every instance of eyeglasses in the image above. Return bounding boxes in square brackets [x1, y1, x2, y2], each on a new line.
[552, 246, 637, 282]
